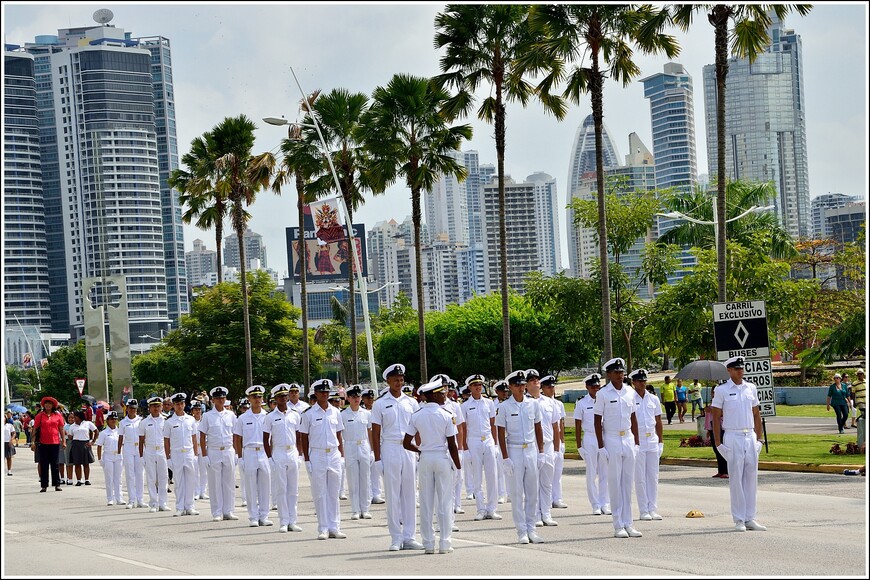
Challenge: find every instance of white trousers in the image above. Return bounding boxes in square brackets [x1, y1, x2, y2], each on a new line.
[310, 449, 342, 533]
[271, 452, 299, 526]
[195, 454, 208, 497]
[635, 447, 660, 514]
[552, 448, 564, 502]
[419, 451, 454, 551]
[242, 448, 271, 521]
[724, 431, 760, 523]
[604, 434, 636, 530]
[452, 454, 463, 510]
[506, 445, 538, 535]
[206, 447, 236, 517]
[345, 452, 372, 514]
[494, 446, 507, 499]
[143, 451, 168, 508]
[582, 436, 609, 510]
[537, 445, 555, 521]
[463, 449, 473, 496]
[370, 450, 382, 499]
[382, 441, 417, 543]
[102, 458, 123, 502]
[467, 440, 498, 514]
[122, 448, 144, 505]
[171, 449, 197, 512]
[238, 456, 247, 503]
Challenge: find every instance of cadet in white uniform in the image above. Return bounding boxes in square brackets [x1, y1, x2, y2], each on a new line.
[712, 356, 767, 533]
[404, 379, 462, 555]
[628, 369, 664, 521]
[199, 386, 238, 522]
[361, 387, 384, 505]
[117, 399, 145, 509]
[525, 369, 559, 527]
[492, 381, 509, 504]
[341, 385, 373, 520]
[263, 383, 303, 533]
[372, 363, 424, 551]
[496, 370, 546, 545]
[436, 376, 466, 515]
[461, 374, 501, 521]
[96, 412, 123, 505]
[164, 393, 200, 517]
[329, 390, 349, 501]
[594, 358, 642, 538]
[288, 383, 310, 469]
[299, 378, 346, 540]
[236, 397, 250, 507]
[233, 386, 273, 527]
[573, 374, 610, 515]
[541, 376, 568, 509]
[190, 402, 209, 501]
[138, 396, 169, 512]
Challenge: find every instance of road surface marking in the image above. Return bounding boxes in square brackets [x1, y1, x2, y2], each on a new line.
[98, 553, 168, 571]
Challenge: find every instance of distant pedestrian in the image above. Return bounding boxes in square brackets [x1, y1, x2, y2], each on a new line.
[660, 376, 676, 425]
[688, 380, 704, 421]
[32, 396, 66, 492]
[827, 373, 851, 434]
[4, 418, 16, 475]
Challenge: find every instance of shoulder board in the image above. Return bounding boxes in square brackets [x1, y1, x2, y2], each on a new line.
[290, 408, 300, 414]
[302, 406, 313, 413]
[413, 408, 422, 414]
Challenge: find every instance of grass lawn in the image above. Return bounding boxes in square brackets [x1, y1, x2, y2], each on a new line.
[772, 404, 831, 417]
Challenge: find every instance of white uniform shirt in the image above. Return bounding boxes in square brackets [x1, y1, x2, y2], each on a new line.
[289, 399, 310, 414]
[371, 391, 419, 443]
[406, 402, 457, 452]
[461, 396, 496, 442]
[340, 407, 372, 457]
[96, 427, 121, 460]
[572, 394, 597, 443]
[198, 408, 236, 448]
[711, 379, 759, 431]
[593, 383, 635, 434]
[163, 412, 197, 451]
[138, 415, 166, 451]
[632, 390, 662, 446]
[299, 403, 342, 450]
[444, 398, 465, 427]
[495, 397, 542, 446]
[533, 396, 558, 443]
[119, 415, 141, 450]
[262, 407, 300, 451]
[70, 421, 97, 441]
[232, 409, 268, 447]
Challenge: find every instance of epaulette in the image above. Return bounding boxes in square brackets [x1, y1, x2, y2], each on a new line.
[302, 406, 313, 413]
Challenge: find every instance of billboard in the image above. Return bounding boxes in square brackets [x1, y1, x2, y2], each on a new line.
[286, 202, 367, 283]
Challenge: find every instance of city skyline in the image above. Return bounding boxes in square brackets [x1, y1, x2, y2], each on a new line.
[4, 3, 867, 276]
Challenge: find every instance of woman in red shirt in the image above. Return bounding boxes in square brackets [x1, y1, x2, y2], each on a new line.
[32, 396, 67, 492]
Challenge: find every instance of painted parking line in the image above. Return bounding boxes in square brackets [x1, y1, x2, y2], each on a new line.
[98, 553, 168, 571]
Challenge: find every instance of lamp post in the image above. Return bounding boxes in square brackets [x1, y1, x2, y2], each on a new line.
[658, 203, 774, 299]
[264, 67, 379, 391]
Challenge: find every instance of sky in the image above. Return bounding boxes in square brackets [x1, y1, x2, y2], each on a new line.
[3, 2, 868, 278]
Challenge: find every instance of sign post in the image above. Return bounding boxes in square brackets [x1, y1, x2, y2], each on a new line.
[74, 378, 86, 397]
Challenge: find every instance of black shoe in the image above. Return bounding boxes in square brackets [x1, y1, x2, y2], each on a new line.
[40, 488, 47, 493]
[55, 486, 63, 491]
[75, 482, 83, 486]
[84, 481, 91, 486]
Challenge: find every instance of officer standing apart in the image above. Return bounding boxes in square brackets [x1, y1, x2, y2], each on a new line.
[712, 356, 767, 532]
[371, 363, 424, 551]
[628, 369, 664, 521]
[403, 379, 462, 555]
[263, 383, 304, 533]
[138, 396, 169, 513]
[199, 386, 238, 522]
[117, 399, 145, 509]
[461, 374, 501, 522]
[574, 374, 610, 515]
[164, 393, 200, 517]
[233, 386, 273, 527]
[524, 369, 559, 527]
[594, 358, 643, 538]
[496, 370, 546, 545]
[341, 385, 373, 520]
[299, 379, 346, 540]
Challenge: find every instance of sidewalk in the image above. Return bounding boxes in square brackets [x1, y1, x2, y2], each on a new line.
[562, 453, 859, 474]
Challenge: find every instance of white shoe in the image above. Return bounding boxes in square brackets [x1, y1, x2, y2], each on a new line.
[517, 534, 530, 544]
[552, 500, 568, 509]
[241, 500, 247, 507]
[249, 520, 260, 527]
[148, 507, 158, 513]
[439, 546, 454, 554]
[213, 516, 222, 522]
[425, 547, 436, 555]
[626, 526, 643, 537]
[117, 500, 126, 505]
[371, 496, 385, 504]
[339, 494, 348, 500]
[350, 512, 360, 520]
[317, 531, 328, 540]
[650, 512, 663, 520]
[107, 501, 114, 506]
[279, 524, 289, 532]
[126, 503, 134, 510]
[640, 512, 652, 521]
[403, 539, 424, 550]
[200, 494, 209, 500]
[193, 494, 199, 500]
[735, 521, 747, 532]
[454, 507, 465, 514]
[497, 496, 507, 504]
[602, 506, 612, 515]
[188, 509, 200, 516]
[614, 528, 630, 538]
[745, 520, 767, 531]
[542, 518, 558, 526]
[488, 512, 503, 520]
[592, 507, 603, 515]
[451, 525, 459, 532]
[174, 510, 183, 517]
[389, 542, 401, 551]
[137, 501, 148, 508]
[224, 513, 239, 520]
[466, 493, 474, 500]
[534, 520, 543, 527]
[474, 512, 486, 521]
[158, 505, 170, 512]
[361, 512, 372, 519]
[288, 524, 303, 532]
[259, 519, 273, 527]
[528, 532, 546, 544]
[329, 530, 347, 539]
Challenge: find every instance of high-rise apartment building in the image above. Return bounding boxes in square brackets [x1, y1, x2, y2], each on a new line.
[425, 150, 468, 246]
[702, 13, 810, 238]
[224, 227, 267, 270]
[811, 193, 858, 239]
[526, 172, 562, 275]
[185, 238, 217, 288]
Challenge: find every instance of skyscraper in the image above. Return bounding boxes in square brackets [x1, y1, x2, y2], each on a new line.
[224, 227, 267, 269]
[425, 149, 468, 246]
[811, 193, 858, 239]
[185, 238, 217, 288]
[526, 172, 562, 275]
[702, 13, 810, 238]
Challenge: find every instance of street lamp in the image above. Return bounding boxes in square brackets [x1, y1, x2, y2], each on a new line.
[264, 66, 379, 392]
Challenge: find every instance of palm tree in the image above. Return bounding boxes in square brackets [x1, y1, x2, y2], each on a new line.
[210, 115, 276, 389]
[670, 4, 812, 303]
[300, 89, 377, 384]
[270, 91, 324, 391]
[524, 4, 679, 360]
[433, 4, 567, 375]
[360, 73, 473, 381]
[658, 180, 797, 259]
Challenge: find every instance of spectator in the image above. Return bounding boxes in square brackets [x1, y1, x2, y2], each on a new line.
[5, 417, 16, 475]
[660, 376, 677, 425]
[69, 410, 98, 486]
[32, 396, 67, 492]
[675, 379, 688, 423]
[851, 370, 866, 428]
[826, 373, 851, 434]
[24, 412, 33, 445]
[81, 402, 93, 422]
[63, 413, 76, 485]
[688, 379, 704, 421]
[705, 387, 727, 479]
[95, 406, 105, 431]
[12, 415, 23, 446]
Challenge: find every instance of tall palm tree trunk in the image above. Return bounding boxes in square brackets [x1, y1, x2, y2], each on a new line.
[215, 217, 224, 285]
[345, 202, 358, 384]
[591, 50, 613, 360]
[412, 185, 428, 381]
[713, 6, 730, 303]
[234, 205, 253, 389]
[494, 54, 512, 376]
[296, 172, 310, 390]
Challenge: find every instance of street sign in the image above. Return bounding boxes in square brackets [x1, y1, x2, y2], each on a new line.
[74, 378, 86, 396]
[742, 358, 776, 417]
[712, 301, 770, 361]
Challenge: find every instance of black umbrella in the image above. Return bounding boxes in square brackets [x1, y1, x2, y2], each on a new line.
[674, 360, 729, 382]
[80, 394, 97, 405]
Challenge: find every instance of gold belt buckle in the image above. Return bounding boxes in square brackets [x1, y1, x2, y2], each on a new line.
[254, 446, 261, 451]
[357, 440, 363, 445]
[219, 446, 226, 451]
[742, 428, 750, 433]
[481, 436, 487, 441]
[521, 443, 528, 449]
[132, 442, 139, 446]
[285, 445, 294, 450]
[325, 447, 332, 453]
[153, 446, 160, 450]
[619, 430, 626, 436]
[645, 432, 652, 437]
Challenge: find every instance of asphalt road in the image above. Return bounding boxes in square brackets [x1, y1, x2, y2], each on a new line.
[2, 447, 866, 577]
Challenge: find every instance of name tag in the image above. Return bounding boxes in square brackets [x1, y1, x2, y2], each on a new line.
[586, 406, 593, 410]
[274, 418, 282, 422]
[386, 405, 393, 409]
[147, 423, 153, 427]
[610, 400, 617, 403]
[511, 413, 518, 417]
[348, 419, 354, 422]
[316, 418, 322, 422]
[172, 425, 179, 429]
[470, 407, 476, 411]
[729, 393, 737, 397]
[246, 422, 253, 425]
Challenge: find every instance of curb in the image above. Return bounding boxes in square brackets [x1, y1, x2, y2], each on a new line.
[564, 454, 856, 474]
